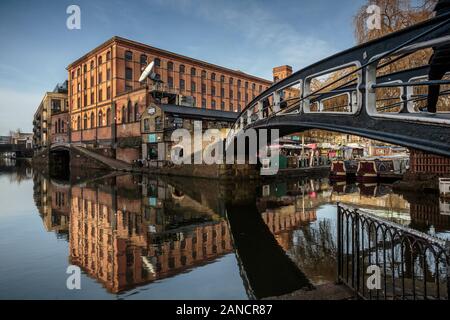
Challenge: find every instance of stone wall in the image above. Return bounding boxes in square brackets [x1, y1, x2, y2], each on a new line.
[70, 147, 110, 170]
[116, 147, 140, 164]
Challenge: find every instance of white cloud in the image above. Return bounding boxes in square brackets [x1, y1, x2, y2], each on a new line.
[0, 87, 42, 135]
[153, 0, 336, 78]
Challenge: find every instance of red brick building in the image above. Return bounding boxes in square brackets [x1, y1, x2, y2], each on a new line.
[67, 36, 272, 163]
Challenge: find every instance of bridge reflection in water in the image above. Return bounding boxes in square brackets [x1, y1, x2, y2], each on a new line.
[31, 169, 450, 299]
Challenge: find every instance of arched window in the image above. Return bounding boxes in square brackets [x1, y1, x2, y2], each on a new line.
[140, 54, 147, 65]
[106, 108, 111, 125]
[106, 51, 111, 61]
[83, 114, 88, 129]
[54, 121, 58, 134]
[127, 101, 132, 122]
[121, 106, 126, 124]
[98, 110, 103, 127]
[201, 70, 207, 79]
[155, 116, 162, 130]
[179, 64, 185, 74]
[90, 112, 95, 128]
[61, 120, 65, 133]
[191, 67, 196, 76]
[90, 60, 94, 69]
[77, 116, 81, 130]
[211, 100, 216, 110]
[167, 61, 173, 71]
[58, 119, 61, 133]
[154, 57, 161, 67]
[134, 103, 139, 121]
[125, 50, 133, 61]
[211, 73, 216, 81]
[98, 56, 102, 65]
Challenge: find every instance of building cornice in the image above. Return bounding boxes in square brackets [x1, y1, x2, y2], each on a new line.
[67, 36, 272, 85]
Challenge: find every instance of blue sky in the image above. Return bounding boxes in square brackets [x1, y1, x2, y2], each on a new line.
[0, 0, 366, 135]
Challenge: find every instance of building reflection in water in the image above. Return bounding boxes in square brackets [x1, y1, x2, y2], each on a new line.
[31, 170, 450, 296]
[257, 178, 450, 286]
[33, 173, 233, 294]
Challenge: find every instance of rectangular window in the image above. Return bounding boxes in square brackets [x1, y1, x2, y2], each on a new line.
[106, 69, 111, 81]
[107, 86, 111, 100]
[211, 86, 216, 96]
[180, 79, 185, 91]
[99, 89, 103, 102]
[125, 67, 133, 81]
[90, 92, 94, 104]
[202, 83, 206, 95]
[51, 99, 61, 112]
[83, 94, 87, 106]
[191, 81, 196, 93]
[90, 75, 94, 86]
[168, 76, 173, 89]
[230, 89, 233, 99]
[98, 72, 102, 84]
[143, 119, 150, 131]
[221, 88, 224, 98]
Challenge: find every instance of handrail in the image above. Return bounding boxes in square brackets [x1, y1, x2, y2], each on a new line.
[229, 13, 450, 135]
[337, 204, 450, 300]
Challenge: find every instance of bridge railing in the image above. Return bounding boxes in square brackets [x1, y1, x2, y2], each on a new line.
[229, 13, 450, 142]
[337, 204, 450, 300]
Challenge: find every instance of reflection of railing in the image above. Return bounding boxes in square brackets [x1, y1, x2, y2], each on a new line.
[337, 204, 450, 300]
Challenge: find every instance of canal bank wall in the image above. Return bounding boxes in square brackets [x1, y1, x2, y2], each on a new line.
[32, 145, 330, 181]
[393, 171, 441, 193]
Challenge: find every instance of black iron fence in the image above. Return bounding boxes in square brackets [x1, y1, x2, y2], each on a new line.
[337, 204, 450, 300]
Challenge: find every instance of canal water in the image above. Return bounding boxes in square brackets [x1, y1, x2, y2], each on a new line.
[0, 159, 448, 299]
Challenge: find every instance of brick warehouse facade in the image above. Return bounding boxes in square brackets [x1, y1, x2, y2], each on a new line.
[409, 149, 450, 176]
[67, 36, 272, 163]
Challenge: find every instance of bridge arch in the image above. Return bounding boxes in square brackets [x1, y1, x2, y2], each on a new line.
[229, 13, 450, 157]
[49, 143, 71, 178]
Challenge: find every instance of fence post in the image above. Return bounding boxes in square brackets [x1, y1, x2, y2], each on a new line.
[336, 202, 342, 284]
[446, 241, 450, 300]
[355, 210, 360, 293]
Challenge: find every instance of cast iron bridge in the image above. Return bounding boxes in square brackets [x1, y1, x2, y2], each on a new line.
[228, 13, 450, 157]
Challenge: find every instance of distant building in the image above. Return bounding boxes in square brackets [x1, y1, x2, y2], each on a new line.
[33, 81, 68, 151]
[0, 136, 11, 145]
[10, 132, 33, 149]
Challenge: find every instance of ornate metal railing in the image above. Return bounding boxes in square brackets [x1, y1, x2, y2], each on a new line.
[337, 204, 450, 300]
[227, 13, 450, 148]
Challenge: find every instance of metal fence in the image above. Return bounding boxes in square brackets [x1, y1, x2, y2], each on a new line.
[337, 204, 450, 300]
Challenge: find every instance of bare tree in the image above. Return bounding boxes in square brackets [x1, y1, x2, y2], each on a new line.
[354, 0, 437, 44]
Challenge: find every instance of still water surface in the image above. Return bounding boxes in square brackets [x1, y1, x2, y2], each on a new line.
[0, 159, 448, 299]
